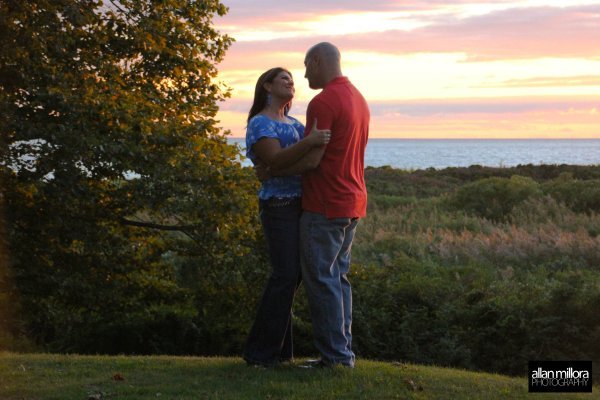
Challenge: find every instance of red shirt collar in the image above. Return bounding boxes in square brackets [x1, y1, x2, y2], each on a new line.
[324, 76, 349, 88]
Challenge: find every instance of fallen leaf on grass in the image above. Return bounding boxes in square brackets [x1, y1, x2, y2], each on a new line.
[391, 362, 408, 369]
[404, 378, 424, 391]
[112, 373, 125, 381]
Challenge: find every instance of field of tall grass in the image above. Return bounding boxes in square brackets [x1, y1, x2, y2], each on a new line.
[343, 165, 600, 379]
[2, 164, 598, 383]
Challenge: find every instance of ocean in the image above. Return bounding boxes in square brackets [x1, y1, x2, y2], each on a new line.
[228, 138, 600, 170]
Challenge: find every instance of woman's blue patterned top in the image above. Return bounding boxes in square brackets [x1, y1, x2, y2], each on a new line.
[246, 114, 305, 200]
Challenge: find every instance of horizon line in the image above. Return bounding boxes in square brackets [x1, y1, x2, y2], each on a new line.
[226, 136, 600, 140]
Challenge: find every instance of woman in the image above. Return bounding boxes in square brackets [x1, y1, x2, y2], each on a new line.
[243, 67, 330, 367]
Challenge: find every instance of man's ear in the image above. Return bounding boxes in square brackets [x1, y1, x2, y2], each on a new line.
[312, 53, 320, 67]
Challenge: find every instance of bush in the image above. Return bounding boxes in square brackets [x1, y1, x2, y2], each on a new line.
[367, 194, 417, 211]
[543, 173, 600, 213]
[352, 256, 474, 366]
[450, 175, 541, 221]
[365, 167, 460, 198]
[351, 258, 600, 378]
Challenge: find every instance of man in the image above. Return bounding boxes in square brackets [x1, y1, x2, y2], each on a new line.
[299, 42, 369, 368]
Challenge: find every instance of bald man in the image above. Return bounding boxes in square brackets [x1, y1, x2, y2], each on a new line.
[299, 42, 370, 368]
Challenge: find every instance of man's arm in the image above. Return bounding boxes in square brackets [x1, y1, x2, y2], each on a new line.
[270, 146, 326, 176]
[252, 137, 312, 170]
[269, 99, 332, 176]
[252, 119, 330, 170]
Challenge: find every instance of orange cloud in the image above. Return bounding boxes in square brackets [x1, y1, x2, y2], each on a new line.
[370, 110, 600, 138]
[220, 96, 600, 138]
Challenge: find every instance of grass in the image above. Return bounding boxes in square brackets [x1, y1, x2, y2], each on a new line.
[1, 352, 597, 399]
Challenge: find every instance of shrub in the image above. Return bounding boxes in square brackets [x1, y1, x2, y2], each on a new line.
[351, 259, 600, 378]
[450, 175, 541, 221]
[352, 257, 474, 367]
[542, 173, 600, 213]
[365, 168, 460, 198]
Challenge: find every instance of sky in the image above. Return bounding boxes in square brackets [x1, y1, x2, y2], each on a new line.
[213, 0, 600, 139]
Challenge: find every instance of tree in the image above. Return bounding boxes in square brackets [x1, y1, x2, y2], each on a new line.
[1, 0, 262, 353]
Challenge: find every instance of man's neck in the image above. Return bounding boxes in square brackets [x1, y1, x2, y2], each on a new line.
[322, 70, 343, 87]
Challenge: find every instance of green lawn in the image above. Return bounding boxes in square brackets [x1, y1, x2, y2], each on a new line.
[0, 352, 597, 399]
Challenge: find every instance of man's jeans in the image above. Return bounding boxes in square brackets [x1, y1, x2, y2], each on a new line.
[300, 211, 359, 367]
[243, 197, 302, 365]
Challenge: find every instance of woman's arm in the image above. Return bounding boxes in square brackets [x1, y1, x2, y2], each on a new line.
[252, 119, 330, 170]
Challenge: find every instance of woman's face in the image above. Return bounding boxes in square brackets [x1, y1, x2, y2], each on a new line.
[267, 71, 295, 100]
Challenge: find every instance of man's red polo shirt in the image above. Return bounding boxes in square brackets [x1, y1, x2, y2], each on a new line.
[302, 76, 370, 218]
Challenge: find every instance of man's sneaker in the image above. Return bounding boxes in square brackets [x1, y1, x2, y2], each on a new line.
[298, 359, 331, 369]
[299, 358, 355, 369]
[244, 357, 275, 369]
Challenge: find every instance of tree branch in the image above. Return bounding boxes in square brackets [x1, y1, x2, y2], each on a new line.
[120, 217, 198, 231]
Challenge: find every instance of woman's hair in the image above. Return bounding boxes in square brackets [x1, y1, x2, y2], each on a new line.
[247, 67, 292, 123]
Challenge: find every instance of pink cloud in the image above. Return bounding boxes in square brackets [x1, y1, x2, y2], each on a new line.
[413, 5, 600, 60]
[219, 0, 515, 21]
[477, 75, 600, 88]
[218, 5, 600, 61]
[221, 0, 431, 22]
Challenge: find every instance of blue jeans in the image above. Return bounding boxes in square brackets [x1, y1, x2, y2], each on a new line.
[300, 211, 359, 367]
[243, 197, 302, 365]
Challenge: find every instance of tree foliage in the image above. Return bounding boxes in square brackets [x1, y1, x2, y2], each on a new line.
[1, 0, 263, 353]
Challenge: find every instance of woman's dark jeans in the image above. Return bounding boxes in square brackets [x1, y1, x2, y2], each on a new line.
[243, 197, 302, 365]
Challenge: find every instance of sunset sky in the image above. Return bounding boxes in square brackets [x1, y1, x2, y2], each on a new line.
[214, 0, 600, 139]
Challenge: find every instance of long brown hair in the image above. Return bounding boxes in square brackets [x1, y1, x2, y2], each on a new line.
[247, 67, 292, 123]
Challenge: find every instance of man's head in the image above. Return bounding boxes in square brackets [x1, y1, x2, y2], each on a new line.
[304, 42, 342, 89]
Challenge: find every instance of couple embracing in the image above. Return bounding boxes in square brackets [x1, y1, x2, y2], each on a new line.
[243, 42, 369, 369]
